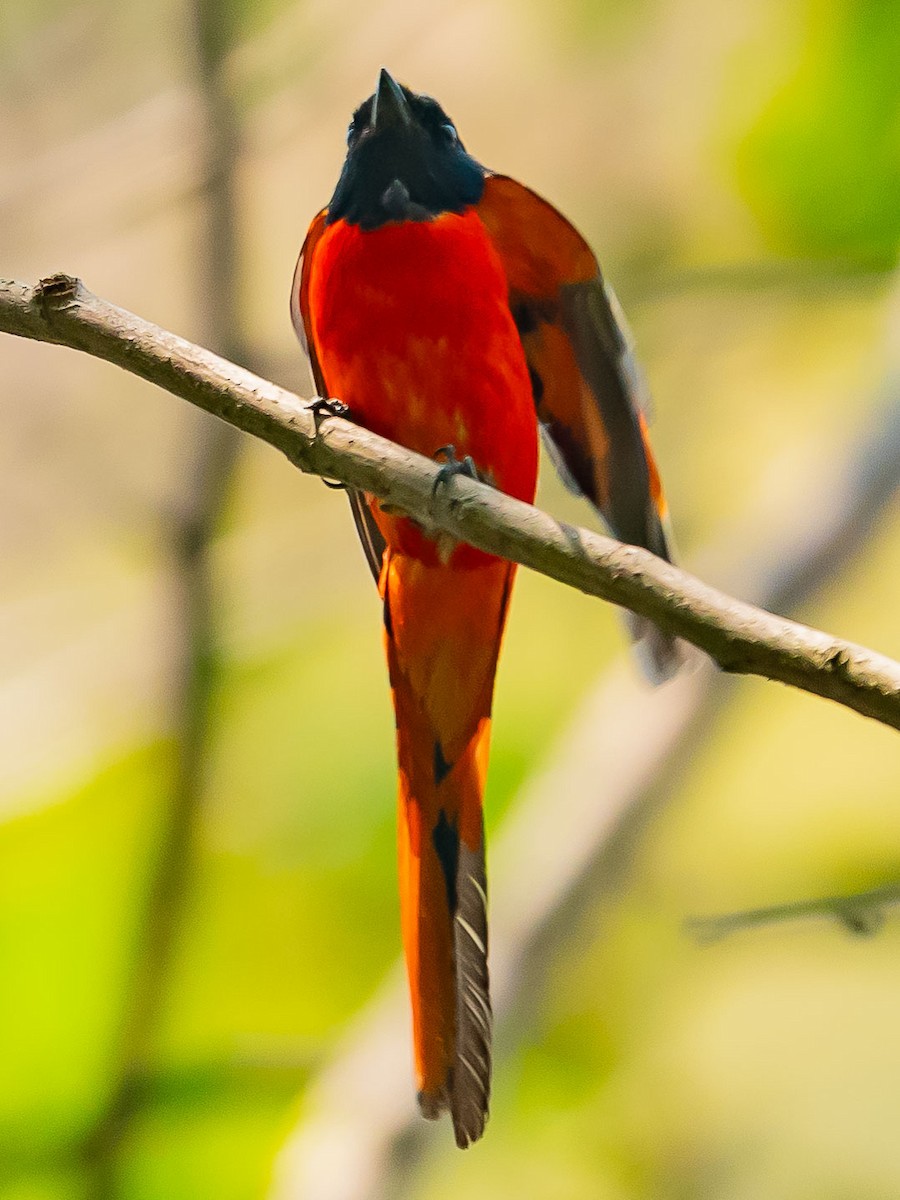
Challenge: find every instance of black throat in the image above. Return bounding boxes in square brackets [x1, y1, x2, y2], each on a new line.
[326, 70, 486, 231]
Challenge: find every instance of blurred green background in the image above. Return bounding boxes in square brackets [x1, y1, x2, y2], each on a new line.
[2, 0, 900, 1197]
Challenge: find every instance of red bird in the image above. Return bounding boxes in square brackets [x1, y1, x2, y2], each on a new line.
[292, 69, 677, 1147]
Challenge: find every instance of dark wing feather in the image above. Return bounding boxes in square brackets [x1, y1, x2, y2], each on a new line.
[348, 487, 387, 583]
[476, 175, 681, 679]
[559, 277, 668, 558]
[292, 208, 388, 584]
[290, 209, 328, 373]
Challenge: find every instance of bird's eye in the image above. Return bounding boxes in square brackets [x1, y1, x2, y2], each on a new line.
[439, 122, 459, 144]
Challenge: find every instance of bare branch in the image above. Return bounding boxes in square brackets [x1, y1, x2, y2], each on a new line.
[2, 274, 900, 729]
[686, 883, 900, 942]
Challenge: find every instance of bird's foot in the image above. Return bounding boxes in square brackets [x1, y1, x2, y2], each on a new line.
[308, 397, 351, 429]
[431, 445, 485, 497]
[308, 399, 352, 490]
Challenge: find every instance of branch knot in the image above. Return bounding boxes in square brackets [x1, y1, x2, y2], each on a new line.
[36, 273, 81, 318]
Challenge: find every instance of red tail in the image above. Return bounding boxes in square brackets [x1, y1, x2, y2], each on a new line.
[383, 550, 511, 1147]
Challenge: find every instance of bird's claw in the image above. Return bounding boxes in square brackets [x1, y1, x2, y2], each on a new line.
[308, 400, 352, 490]
[308, 397, 351, 429]
[431, 445, 483, 496]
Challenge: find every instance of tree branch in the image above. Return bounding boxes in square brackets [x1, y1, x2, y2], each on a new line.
[2, 274, 900, 729]
[686, 882, 900, 942]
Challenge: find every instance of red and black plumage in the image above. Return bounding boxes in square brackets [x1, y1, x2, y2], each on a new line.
[292, 69, 678, 1147]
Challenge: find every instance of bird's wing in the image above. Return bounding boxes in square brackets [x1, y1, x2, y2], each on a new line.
[292, 209, 388, 584]
[476, 174, 671, 557]
[476, 174, 680, 679]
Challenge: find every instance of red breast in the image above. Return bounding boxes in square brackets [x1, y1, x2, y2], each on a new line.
[307, 209, 539, 539]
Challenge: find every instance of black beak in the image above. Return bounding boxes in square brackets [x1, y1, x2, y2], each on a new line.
[372, 68, 413, 132]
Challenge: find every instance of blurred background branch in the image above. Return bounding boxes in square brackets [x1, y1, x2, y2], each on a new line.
[80, 0, 245, 1191]
[686, 882, 900, 943]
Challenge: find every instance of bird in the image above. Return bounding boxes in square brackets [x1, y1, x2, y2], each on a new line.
[291, 68, 678, 1148]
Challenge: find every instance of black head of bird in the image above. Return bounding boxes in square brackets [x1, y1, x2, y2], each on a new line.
[327, 68, 486, 230]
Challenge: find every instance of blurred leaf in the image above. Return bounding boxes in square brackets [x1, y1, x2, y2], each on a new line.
[0, 746, 169, 1163]
[738, 0, 900, 267]
[119, 1080, 299, 1200]
[0, 1171, 87, 1200]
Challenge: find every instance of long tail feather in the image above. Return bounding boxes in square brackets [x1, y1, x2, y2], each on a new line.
[395, 709, 494, 1143]
[451, 836, 491, 1146]
[384, 550, 510, 1146]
